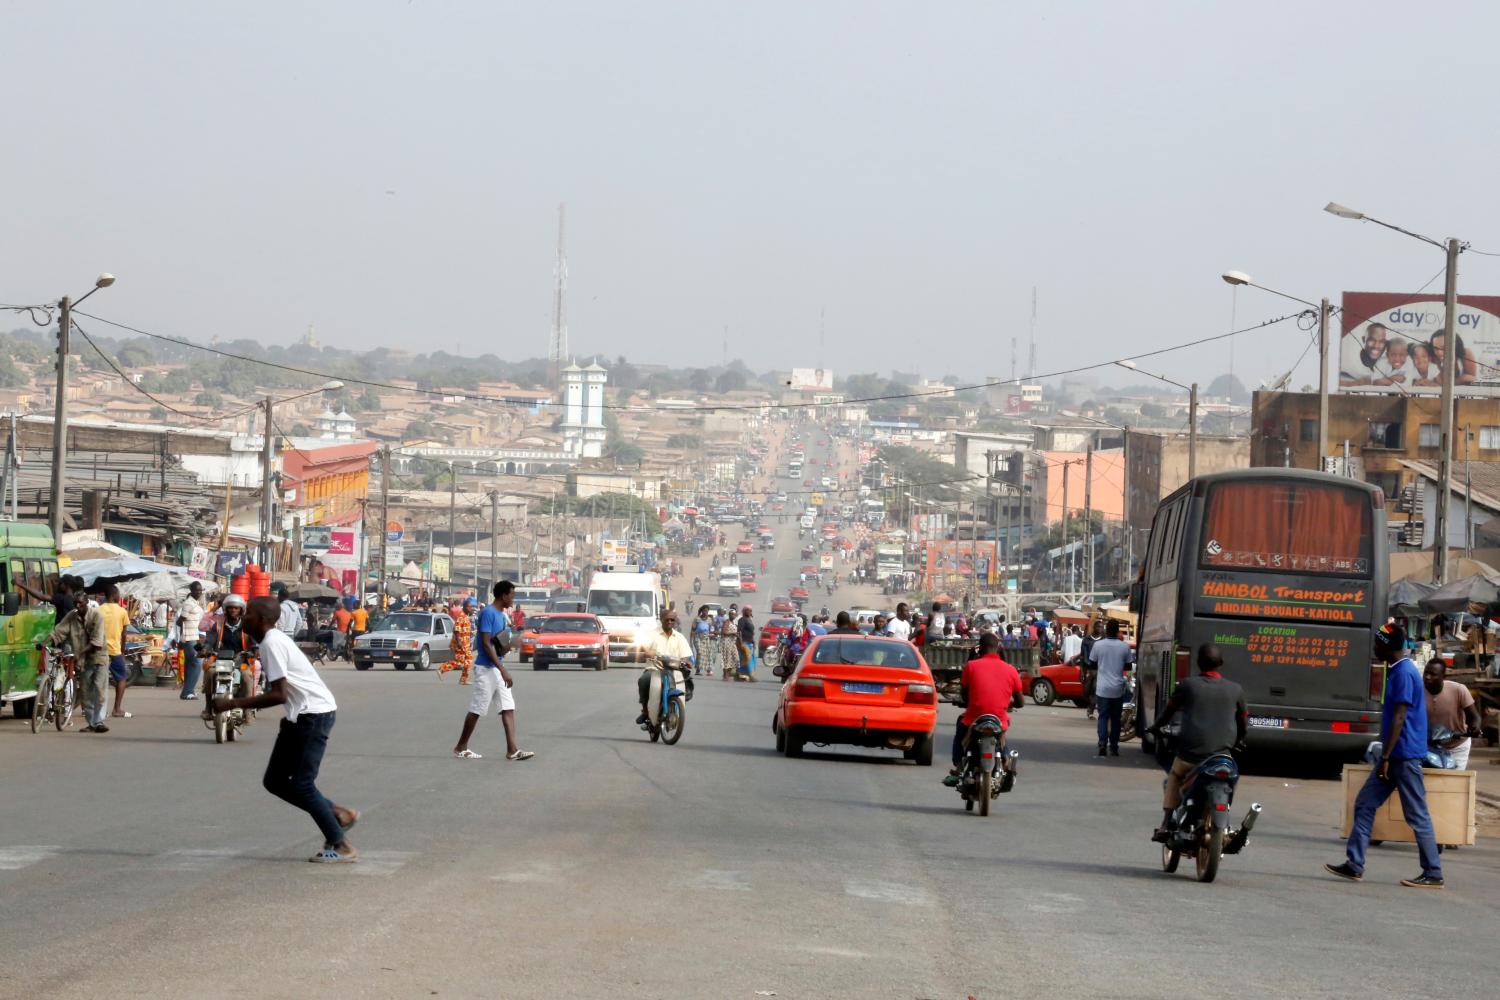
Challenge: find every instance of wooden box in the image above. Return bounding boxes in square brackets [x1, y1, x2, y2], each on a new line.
[1340, 764, 1476, 847]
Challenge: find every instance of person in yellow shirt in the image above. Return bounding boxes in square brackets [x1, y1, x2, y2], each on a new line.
[350, 603, 370, 644]
[96, 584, 133, 720]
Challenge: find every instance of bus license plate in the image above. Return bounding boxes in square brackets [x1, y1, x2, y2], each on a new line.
[557, 652, 578, 659]
[842, 682, 885, 694]
[1249, 716, 1287, 729]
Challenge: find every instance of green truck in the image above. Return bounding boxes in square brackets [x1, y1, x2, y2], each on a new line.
[0, 522, 61, 719]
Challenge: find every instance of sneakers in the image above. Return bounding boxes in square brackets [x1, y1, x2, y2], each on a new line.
[1401, 874, 1445, 889]
[1096, 745, 1107, 757]
[635, 712, 648, 725]
[1109, 747, 1120, 757]
[1324, 862, 1363, 882]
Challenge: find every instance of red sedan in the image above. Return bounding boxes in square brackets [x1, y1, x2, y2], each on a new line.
[736, 541, 754, 554]
[770, 596, 794, 614]
[773, 635, 937, 764]
[789, 586, 810, 602]
[758, 615, 797, 654]
[1030, 661, 1089, 707]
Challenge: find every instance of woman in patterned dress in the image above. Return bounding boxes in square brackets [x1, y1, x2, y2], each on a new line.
[444, 598, 476, 684]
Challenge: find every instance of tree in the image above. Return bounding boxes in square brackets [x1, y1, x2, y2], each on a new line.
[715, 368, 748, 394]
[666, 433, 703, 449]
[117, 342, 154, 367]
[195, 389, 224, 408]
[688, 368, 713, 393]
[606, 440, 646, 466]
[1138, 401, 1165, 418]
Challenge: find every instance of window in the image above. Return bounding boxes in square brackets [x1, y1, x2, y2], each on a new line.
[1200, 481, 1372, 575]
[1480, 426, 1500, 450]
[1365, 471, 1400, 501]
[1419, 424, 1441, 448]
[810, 638, 921, 668]
[1367, 422, 1402, 449]
[1300, 419, 1318, 443]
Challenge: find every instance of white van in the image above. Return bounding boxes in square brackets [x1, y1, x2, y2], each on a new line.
[717, 565, 743, 596]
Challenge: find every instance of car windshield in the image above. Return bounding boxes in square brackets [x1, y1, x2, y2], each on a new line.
[523, 615, 551, 630]
[543, 617, 598, 633]
[767, 617, 797, 629]
[810, 638, 921, 668]
[380, 614, 430, 632]
[588, 589, 656, 617]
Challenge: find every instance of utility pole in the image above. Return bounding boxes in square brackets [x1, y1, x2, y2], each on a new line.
[489, 490, 499, 591]
[448, 461, 457, 596]
[1122, 426, 1132, 582]
[1316, 297, 1331, 468]
[48, 296, 72, 541]
[1187, 382, 1199, 482]
[1062, 461, 1071, 595]
[1084, 443, 1094, 596]
[378, 445, 390, 608]
[356, 498, 368, 597]
[260, 395, 274, 569]
[1433, 237, 1462, 585]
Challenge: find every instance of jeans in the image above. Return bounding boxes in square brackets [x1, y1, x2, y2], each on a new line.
[263, 712, 344, 847]
[1095, 694, 1124, 750]
[180, 644, 201, 699]
[1346, 758, 1442, 877]
[80, 661, 107, 727]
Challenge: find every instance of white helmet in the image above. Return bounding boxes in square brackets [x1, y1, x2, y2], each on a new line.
[222, 594, 247, 610]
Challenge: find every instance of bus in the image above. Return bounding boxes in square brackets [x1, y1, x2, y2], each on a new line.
[1131, 469, 1387, 758]
[1, 523, 61, 720]
[787, 460, 803, 480]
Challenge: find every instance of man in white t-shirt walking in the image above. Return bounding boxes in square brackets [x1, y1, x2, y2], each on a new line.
[210, 596, 360, 863]
[886, 602, 912, 641]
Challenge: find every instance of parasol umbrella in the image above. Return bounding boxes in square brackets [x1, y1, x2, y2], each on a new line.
[1022, 598, 1066, 613]
[1388, 577, 1437, 617]
[1418, 573, 1500, 615]
[283, 581, 343, 604]
[69, 556, 185, 588]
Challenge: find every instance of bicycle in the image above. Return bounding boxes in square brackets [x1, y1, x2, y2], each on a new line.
[30, 644, 78, 733]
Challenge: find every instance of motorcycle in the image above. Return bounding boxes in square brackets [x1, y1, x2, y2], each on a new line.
[1152, 746, 1262, 883]
[955, 714, 1019, 816]
[1120, 674, 1139, 742]
[205, 649, 256, 744]
[693, 577, 702, 594]
[641, 654, 688, 745]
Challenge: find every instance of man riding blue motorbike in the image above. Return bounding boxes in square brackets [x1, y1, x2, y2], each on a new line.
[1148, 643, 1247, 841]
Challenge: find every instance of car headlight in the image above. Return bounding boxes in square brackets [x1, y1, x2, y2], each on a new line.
[400, 639, 420, 649]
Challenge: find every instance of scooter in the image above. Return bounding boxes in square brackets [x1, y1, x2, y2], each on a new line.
[641, 655, 688, 745]
[1152, 747, 1262, 883]
[205, 649, 255, 744]
[955, 714, 1019, 816]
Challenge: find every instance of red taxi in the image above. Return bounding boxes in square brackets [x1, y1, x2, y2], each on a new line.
[773, 635, 937, 765]
[528, 613, 609, 671]
[517, 613, 551, 663]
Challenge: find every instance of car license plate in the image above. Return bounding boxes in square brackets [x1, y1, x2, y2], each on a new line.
[557, 652, 578, 659]
[842, 682, 885, 694]
[1248, 716, 1287, 729]
[374, 651, 389, 657]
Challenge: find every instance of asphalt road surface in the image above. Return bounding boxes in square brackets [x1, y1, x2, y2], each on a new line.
[7, 440, 1500, 998]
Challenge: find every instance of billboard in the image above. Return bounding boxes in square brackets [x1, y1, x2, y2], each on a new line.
[1339, 291, 1500, 395]
[921, 541, 998, 589]
[788, 367, 833, 390]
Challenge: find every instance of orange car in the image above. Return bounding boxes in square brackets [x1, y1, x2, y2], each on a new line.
[517, 613, 551, 663]
[773, 635, 937, 765]
[529, 613, 609, 671]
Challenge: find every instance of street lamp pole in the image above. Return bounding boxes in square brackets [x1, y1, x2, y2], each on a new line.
[47, 274, 115, 541]
[1325, 202, 1461, 583]
[1222, 271, 1330, 467]
[1115, 360, 1197, 481]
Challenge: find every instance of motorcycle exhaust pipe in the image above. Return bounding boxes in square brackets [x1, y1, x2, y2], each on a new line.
[1225, 802, 1262, 855]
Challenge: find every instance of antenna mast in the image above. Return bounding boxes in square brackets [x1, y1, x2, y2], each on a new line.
[1027, 286, 1037, 380]
[549, 203, 569, 385]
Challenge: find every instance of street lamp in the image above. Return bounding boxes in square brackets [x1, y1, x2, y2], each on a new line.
[260, 379, 346, 569]
[1116, 360, 1197, 480]
[1222, 270, 1332, 468]
[49, 274, 118, 541]
[1326, 200, 1462, 584]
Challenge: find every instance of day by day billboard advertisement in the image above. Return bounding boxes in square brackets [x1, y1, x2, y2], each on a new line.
[1339, 291, 1500, 396]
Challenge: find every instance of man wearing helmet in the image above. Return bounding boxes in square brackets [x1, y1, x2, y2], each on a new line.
[200, 593, 258, 703]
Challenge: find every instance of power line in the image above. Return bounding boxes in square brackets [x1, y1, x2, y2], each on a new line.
[74, 307, 1306, 414]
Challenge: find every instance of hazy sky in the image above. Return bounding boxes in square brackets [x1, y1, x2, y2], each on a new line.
[6, 1, 1500, 395]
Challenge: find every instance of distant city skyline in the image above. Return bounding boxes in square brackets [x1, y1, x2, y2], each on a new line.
[6, 2, 1500, 396]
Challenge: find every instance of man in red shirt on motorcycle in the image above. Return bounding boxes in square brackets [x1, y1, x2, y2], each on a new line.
[944, 631, 1024, 786]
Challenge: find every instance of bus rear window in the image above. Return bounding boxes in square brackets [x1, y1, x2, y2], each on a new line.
[1199, 481, 1372, 575]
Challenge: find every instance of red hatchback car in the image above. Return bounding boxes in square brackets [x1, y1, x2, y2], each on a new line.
[773, 635, 938, 765]
[1031, 661, 1089, 707]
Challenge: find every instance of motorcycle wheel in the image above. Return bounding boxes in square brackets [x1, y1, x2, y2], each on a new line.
[1161, 842, 1181, 874]
[662, 696, 685, 745]
[1196, 826, 1224, 883]
[31, 687, 48, 734]
[978, 771, 992, 817]
[214, 712, 228, 744]
[57, 678, 75, 732]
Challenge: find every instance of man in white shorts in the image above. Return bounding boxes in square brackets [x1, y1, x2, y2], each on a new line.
[453, 580, 535, 761]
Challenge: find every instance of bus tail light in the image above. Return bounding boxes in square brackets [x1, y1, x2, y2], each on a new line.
[1330, 721, 1351, 734]
[1369, 665, 1385, 701]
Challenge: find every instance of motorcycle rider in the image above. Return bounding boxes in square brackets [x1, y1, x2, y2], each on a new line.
[199, 593, 258, 702]
[944, 631, 1025, 787]
[1147, 644, 1247, 841]
[636, 608, 695, 725]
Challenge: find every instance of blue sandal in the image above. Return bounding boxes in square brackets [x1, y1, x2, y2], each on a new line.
[309, 847, 358, 864]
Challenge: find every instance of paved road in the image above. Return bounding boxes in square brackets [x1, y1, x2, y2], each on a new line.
[7, 434, 1500, 998]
